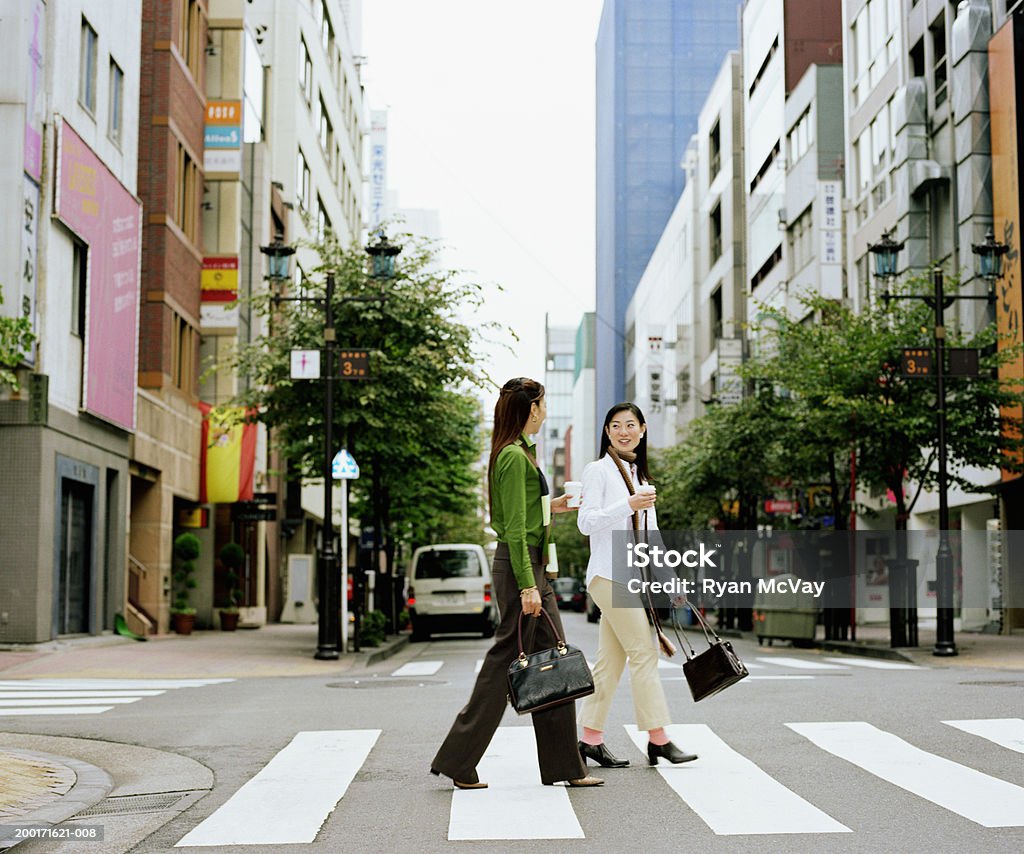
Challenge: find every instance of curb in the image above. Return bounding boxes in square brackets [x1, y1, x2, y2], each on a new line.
[0, 750, 113, 852]
[360, 633, 410, 667]
[812, 640, 916, 663]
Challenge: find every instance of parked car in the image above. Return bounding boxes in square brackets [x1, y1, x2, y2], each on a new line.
[405, 544, 497, 641]
[551, 577, 586, 612]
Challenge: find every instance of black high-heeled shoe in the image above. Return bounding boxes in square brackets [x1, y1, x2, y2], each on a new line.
[579, 740, 629, 768]
[647, 741, 698, 765]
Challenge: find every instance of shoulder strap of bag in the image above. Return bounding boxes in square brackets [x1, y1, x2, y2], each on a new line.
[606, 448, 676, 657]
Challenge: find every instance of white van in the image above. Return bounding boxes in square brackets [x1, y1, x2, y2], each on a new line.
[405, 544, 497, 641]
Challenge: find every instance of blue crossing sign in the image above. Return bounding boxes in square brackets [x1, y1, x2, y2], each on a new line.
[331, 449, 360, 480]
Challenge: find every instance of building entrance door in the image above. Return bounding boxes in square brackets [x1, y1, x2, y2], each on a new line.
[58, 480, 93, 634]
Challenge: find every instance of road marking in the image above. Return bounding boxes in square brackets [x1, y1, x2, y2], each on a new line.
[757, 657, 847, 670]
[0, 679, 228, 717]
[657, 659, 763, 671]
[788, 721, 1024, 827]
[823, 657, 923, 670]
[625, 724, 849, 835]
[176, 730, 381, 847]
[0, 697, 142, 707]
[391, 660, 444, 677]
[944, 719, 1024, 755]
[0, 706, 114, 716]
[474, 659, 483, 673]
[447, 727, 584, 840]
[0, 690, 166, 698]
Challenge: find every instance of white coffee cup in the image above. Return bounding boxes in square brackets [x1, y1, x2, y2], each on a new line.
[564, 481, 582, 508]
[636, 484, 656, 499]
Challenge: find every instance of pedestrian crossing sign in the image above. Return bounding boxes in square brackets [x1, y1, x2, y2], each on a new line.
[332, 448, 359, 480]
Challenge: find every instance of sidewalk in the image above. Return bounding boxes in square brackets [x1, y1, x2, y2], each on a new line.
[0, 624, 409, 681]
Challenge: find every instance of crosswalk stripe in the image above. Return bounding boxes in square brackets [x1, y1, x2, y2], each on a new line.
[788, 722, 1024, 827]
[474, 659, 483, 673]
[0, 690, 166, 698]
[943, 719, 1024, 755]
[0, 697, 142, 707]
[0, 706, 114, 715]
[175, 730, 381, 847]
[624, 724, 850, 834]
[661, 675, 814, 682]
[657, 659, 764, 670]
[447, 727, 584, 840]
[391, 660, 444, 677]
[823, 657, 923, 670]
[0, 679, 231, 689]
[757, 657, 847, 670]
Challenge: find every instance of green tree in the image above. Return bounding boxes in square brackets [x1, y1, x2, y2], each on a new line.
[217, 231, 503, 621]
[0, 286, 36, 392]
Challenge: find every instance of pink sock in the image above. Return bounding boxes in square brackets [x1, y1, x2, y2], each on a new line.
[581, 727, 603, 746]
[648, 728, 669, 746]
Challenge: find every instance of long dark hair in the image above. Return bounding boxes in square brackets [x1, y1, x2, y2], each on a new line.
[599, 402, 651, 484]
[488, 377, 545, 510]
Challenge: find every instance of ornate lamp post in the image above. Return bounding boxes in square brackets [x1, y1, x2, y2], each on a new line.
[869, 228, 1008, 656]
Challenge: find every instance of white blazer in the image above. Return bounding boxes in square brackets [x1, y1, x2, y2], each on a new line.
[577, 454, 658, 588]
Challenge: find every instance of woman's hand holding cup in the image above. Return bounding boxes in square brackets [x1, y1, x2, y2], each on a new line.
[629, 484, 656, 511]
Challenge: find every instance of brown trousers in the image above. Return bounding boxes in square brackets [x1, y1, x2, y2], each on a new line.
[431, 543, 587, 785]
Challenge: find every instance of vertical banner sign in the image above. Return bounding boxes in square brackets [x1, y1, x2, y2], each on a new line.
[23, 0, 45, 182]
[55, 120, 142, 432]
[20, 176, 39, 365]
[204, 100, 242, 174]
[370, 110, 388, 227]
[200, 256, 240, 329]
[818, 180, 842, 299]
[989, 19, 1024, 478]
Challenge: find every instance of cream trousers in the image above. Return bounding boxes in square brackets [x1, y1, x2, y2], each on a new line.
[578, 575, 671, 732]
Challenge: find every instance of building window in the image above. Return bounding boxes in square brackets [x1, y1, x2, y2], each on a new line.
[750, 244, 783, 290]
[931, 13, 947, 107]
[749, 140, 781, 193]
[321, 1, 334, 56]
[174, 142, 199, 242]
[296, 149, 310, 211]
[851, 0, 899, 105]
[72, 241, 88, 337]
[709, 203, 723, 264]
[317, 196, 330, 241]
[171, 312, 195, 393]
[319, 95, 333, 161]
[748, 36, 778, 97]
[709, 120, 721, 181]
[177, 0, 203, 80]
[909, 36, 925, 78]
[787, 107, 813, 166]
[108, 60, 124, 145]
[788, 205, 814, 274]
[299, 39, 313, 105]
[79, 17, 98, 113]
[710, 285, 723, 340]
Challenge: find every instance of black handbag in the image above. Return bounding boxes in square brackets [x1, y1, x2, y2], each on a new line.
[674, 606, 749, 702]
[507, 610, 595, 715]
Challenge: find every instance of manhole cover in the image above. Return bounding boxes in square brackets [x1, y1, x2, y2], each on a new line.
[326, 678, 447, 689]
[958, 681, 1024, 687]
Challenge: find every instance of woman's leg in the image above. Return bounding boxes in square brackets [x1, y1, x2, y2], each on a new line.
[578, 576, 628, 736]
[430, 549, 524, 784]
[526, 565, 589, 785]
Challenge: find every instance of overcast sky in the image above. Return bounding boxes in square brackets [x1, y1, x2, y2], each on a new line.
[361, 0, 604, 403]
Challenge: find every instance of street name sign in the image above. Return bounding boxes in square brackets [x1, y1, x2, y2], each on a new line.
[900, 348, 932, 377]
[339, 349, 370, 380]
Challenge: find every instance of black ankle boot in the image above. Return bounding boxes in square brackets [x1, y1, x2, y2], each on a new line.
[647, 741, 698, 765]
[579, 740, 630, 768]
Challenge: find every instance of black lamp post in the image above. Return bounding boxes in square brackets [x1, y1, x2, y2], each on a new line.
[261, 239, 341, 659]
[869, 228, 1008, 657]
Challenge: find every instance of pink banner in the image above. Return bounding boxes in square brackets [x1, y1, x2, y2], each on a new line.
[55, 120, 142, 431]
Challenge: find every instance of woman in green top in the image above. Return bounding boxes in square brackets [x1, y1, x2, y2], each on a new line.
[431, 377, 603, 789]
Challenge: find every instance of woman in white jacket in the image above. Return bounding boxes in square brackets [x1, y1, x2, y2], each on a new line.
[576, 402, 698, 769]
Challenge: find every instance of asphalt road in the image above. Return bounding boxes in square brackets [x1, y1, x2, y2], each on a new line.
[3, 611, 1024, 853]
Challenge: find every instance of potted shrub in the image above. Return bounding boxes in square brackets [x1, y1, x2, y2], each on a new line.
[171, 533, 200, 634]
[218, 542, 244, 631]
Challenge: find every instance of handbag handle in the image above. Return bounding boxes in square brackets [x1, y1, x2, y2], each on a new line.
[515, 608, 566, 664]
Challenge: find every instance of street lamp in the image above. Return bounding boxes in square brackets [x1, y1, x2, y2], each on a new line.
[867, 230, 905, 290]
[260, 240, 342, 659]
[869, 228, 1008, 657]
[365, 232, 402, 279]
